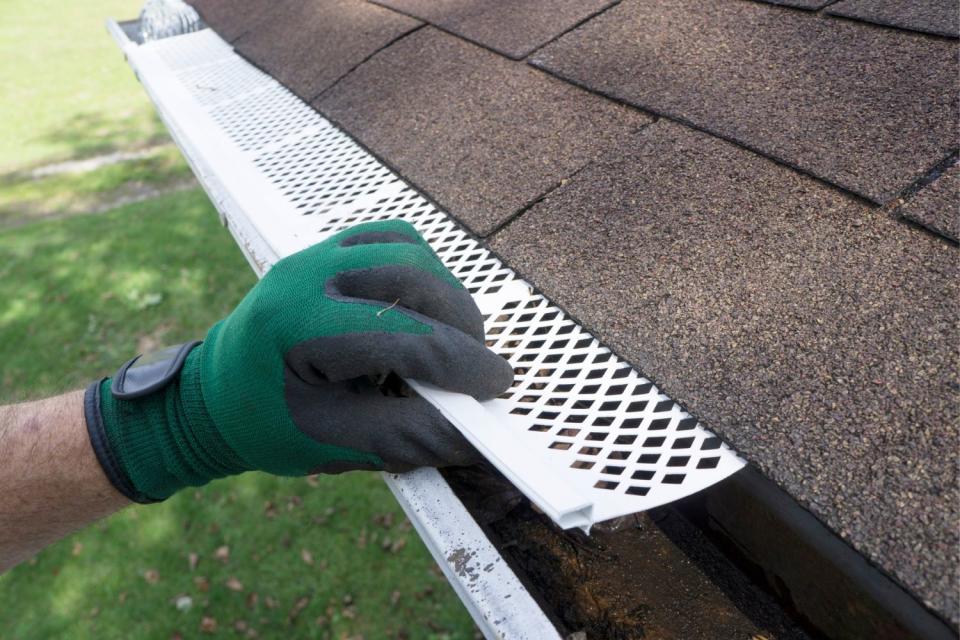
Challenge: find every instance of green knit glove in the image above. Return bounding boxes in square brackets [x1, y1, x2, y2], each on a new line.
[84, 220, 514, 503]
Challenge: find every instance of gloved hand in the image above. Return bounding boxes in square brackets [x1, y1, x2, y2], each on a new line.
[84, 220, 514, 503]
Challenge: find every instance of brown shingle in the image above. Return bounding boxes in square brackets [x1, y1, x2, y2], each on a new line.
[370, 0, 615, 59]
[316, 27, 652, 236]
[828, 0, 959, 38]
[531, 0, 959, 205]
[232, 0, 420, 101]
[753, 0, 834, 9]
[187, 0, 276, 42]
[897, 163, 960, 241]
[490, 121, 960, 622]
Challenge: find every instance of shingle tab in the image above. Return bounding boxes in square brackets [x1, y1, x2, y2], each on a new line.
[369, 0, 615, 59]
[187, 0, 276, 42]
[754, 0, 834, 9]
[531, 0, 959, 205]
[490, 121, 960, 623]
[232, 0, 420, 101]
[316, 27, 652, 236]
[897, 163, 960, 241]
[828, 0, 959, 38]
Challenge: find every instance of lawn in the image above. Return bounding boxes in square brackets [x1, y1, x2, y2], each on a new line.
[0, 1, 476, 637]
[0, 0, 169, 171]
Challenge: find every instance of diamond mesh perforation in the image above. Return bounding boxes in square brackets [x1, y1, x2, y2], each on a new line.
[210, 85, 317, 154]
[151, 29, 232, 70]
[313, 189, 520, 298]
[253, 127, 399, 216]
[138, 29, 744, 525]
[177, 56, 268, 106]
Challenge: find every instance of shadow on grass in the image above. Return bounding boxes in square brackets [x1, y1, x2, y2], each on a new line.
[0, 188, 252, 401]
[8, 111, 172, 178]
[0, 145, 195, 228]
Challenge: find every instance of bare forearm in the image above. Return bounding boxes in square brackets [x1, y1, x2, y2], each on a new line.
[0, 390, 129, 572]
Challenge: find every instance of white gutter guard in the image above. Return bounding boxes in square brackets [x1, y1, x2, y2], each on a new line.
[108, 21, 745, 532]
[107, 22, 747, 634]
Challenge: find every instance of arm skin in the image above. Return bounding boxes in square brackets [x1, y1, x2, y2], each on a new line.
[0, 391, 129, 573]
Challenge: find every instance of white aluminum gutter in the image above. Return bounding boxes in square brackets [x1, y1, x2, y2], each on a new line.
[107, 19, 746, 637]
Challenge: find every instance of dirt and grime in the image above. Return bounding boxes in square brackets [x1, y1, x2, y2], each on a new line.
[443, 466, 813, 639]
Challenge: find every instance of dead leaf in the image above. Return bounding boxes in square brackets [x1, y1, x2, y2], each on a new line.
[194, 576, 210, 592]
[300, 549, 314, 566]
[390, 539, 407, 554]
[72, 542, 83, 556]
[315, 616, 328, 627]
[225, 577, 244, 592]
[199, 616, 217, 633]
[188, 553, 199, 571]
[372, 512, 395, 529]
[287, 495, 302, 510]
[389, 591, 401, 607]
[305, 474, 320, 487]
[214, 545, 230, 563]
[88, 607, 99, 618]
[144, 569, 160, 584]
[342, 605, 356, 619]
[245, 629, 259, 639]
[170, 634, 183, 640]
[287, 595, 310, 623]
[137, 322, 172, 353]
[233, 620, 248, 632]
[246, 593, 259, 609]
[264, 596, 278, 609]
[263, 502, 277, 519]
[118, 592, 128, 604]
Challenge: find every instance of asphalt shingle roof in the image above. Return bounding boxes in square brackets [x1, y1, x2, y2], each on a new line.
[755, 0, 835, 9]
[317, 27, 652, 235]
[490, 121, 959, 620]
[188, 0, 960, 625]
[369, 0, 614, 59]
[828, 0, 960, 38]
[233, 0, 420, 101]
[530, 0, 958, 205]
[897, 162, 960, 241]
[189, 0, 275, 42]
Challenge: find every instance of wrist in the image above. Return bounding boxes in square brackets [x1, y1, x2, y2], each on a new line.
[87, 346, 248, 503]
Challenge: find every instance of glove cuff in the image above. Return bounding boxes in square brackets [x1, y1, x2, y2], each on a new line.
[88, 346, 249, 502]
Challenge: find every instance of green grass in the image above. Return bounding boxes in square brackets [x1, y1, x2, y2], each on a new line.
[0, 146, 194, 227]
[0, 192, 476, 639]
[0, 0, 168, 172]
